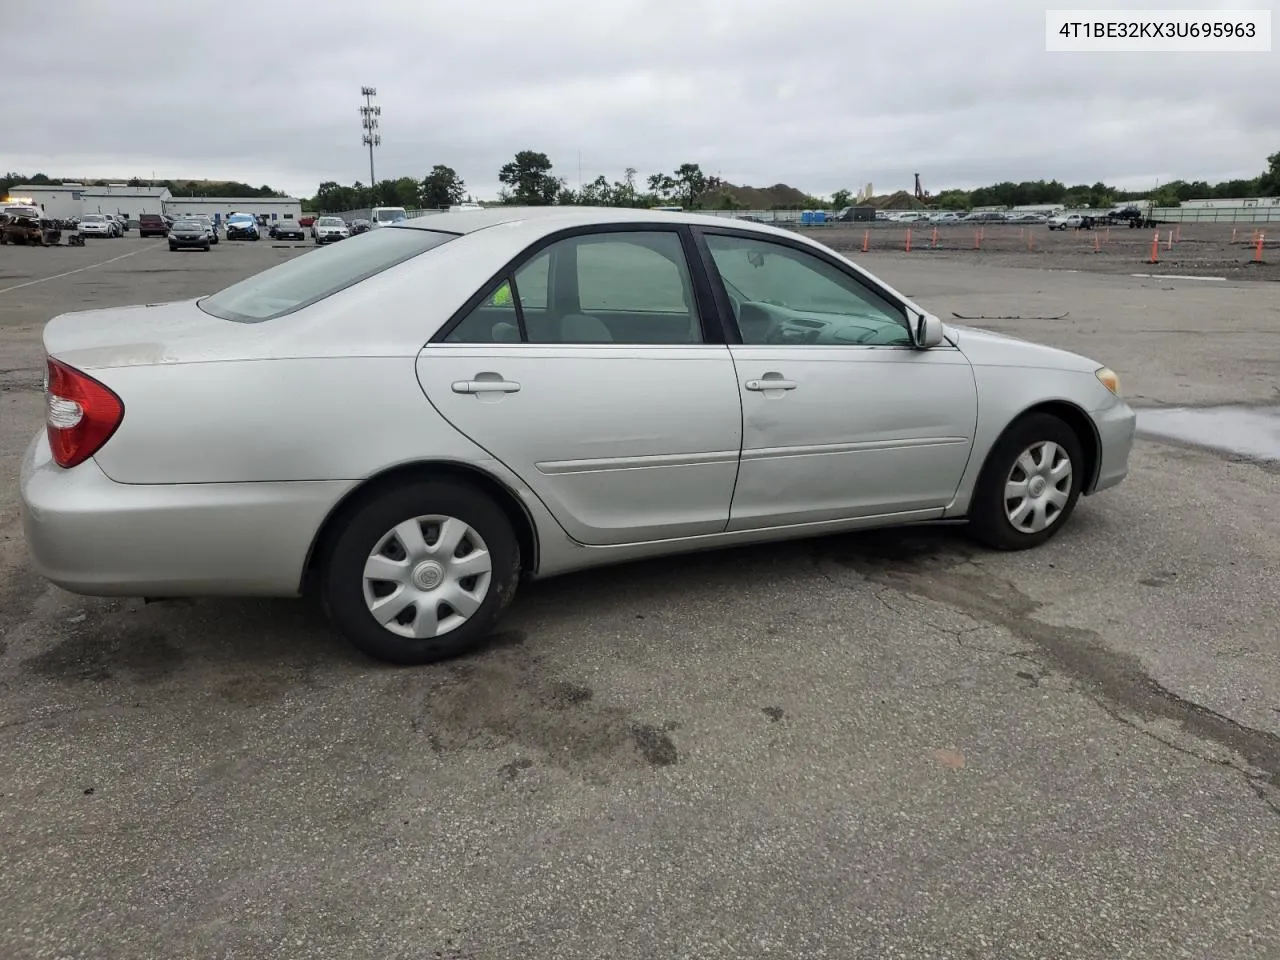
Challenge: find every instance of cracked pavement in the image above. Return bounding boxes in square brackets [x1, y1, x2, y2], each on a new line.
[1, 240, 1278, 958]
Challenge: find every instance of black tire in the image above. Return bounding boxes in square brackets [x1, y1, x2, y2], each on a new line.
[967, 412, 1085, 551]
[322, 480, 522, 666]
[169, 243, 177, 251]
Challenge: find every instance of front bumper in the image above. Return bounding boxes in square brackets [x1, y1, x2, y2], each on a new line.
[19, 431, 351, 598]
[1088, 397, 1136, 494]
[170, 236, 208, 247]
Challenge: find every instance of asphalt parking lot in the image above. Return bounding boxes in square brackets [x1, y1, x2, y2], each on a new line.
[1, 234, 1278, 959]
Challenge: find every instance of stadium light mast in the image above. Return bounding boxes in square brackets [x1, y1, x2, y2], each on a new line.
[359, 86, 382, 202]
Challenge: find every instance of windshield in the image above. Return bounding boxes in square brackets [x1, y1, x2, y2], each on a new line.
[5, 206, 39, 218]
[375, 208, 407, 222]
[318, 217, 343, 226]
[175, 220, 203, 229]
[199, 227, 457, 323]
[82, 214, 105, 221]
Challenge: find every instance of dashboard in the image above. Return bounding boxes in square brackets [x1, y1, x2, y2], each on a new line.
[732, 298, 912, 347]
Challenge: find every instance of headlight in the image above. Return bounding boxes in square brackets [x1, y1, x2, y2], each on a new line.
[1095, 367, 1121, 396]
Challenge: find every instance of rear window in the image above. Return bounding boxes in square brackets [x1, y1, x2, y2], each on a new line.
[198, 226, 458, 323]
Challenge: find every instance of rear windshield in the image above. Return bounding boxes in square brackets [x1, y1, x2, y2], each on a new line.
[198, 226, 458, 323]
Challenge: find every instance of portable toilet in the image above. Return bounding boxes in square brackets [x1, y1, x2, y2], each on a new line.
[801, 210, 814, 225]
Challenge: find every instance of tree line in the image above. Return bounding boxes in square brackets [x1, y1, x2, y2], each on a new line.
[304, 149, 1279, 213]
[8, 149, 1276, 215]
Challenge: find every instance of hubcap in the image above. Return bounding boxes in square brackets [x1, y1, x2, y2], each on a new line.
[361, 515, 492, 640]
[1004, 440, 1073, 534]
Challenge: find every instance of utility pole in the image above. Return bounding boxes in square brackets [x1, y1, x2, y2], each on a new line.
[359, 86, 381, 206]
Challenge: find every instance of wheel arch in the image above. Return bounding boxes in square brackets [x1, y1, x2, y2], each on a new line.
[976, 399, 1102, 495]
[299, 460, 540, 597]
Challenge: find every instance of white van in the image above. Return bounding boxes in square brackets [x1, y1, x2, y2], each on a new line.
[369, 206, 408, 228]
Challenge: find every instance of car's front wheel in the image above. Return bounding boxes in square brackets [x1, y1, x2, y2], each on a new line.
[968, 412, 1084, 551]
[321, 480, 522, 665]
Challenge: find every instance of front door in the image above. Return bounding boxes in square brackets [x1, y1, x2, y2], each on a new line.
[417, 227, 743, 546]
[697, 230, 978, 531]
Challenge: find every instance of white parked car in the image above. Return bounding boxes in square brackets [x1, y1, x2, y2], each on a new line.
[370, 206, 409, 228]
[1048, 213, 1086, 230]
[313, 216, 350, 245]
[78, 213, 113, 237]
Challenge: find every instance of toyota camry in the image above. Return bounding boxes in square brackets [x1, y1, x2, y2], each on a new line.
[20, 207, 1135, 665]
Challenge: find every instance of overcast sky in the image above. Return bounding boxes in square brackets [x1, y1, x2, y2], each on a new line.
[6, 0, 1277, 200]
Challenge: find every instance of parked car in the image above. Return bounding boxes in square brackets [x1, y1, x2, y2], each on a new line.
[138, 213, 169, 238]
[1048, 213, 1094, 231]
[19, 207, 1135, 666]
[312, 216, 350, 244]
[168, 218, 211, 252]
[350, 218, 372, 235]
[225, 214, 260, 241]
[369, 206, 408, 228]
[299, 215, 317, 228]
[103, 215, 123, 238]
[273, 217, 306, 241]
[78, 213, 114, 238]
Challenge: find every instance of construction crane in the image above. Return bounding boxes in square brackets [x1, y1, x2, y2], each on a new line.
[914, 173, 931, 203]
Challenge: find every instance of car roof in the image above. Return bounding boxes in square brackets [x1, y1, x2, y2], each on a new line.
[394, 205, 801, 241]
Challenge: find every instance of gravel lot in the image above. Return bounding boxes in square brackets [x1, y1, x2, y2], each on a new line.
[1, 234, 1278, 959]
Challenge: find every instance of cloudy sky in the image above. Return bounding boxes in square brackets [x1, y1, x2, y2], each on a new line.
[6, 0, 1277, 200]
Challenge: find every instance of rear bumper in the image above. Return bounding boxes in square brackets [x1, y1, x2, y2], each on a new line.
[19, 431, 351, 598]
[1089, 397, 1136, 494]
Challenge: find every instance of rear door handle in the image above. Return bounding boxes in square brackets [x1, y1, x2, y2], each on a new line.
[745, 378, 797, 391]
[452, 379, 521, 394]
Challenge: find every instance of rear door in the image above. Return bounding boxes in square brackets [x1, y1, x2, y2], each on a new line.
[416, 225, 743, 546]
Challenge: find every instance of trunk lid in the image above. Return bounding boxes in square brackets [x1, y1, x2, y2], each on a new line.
[42, 298, 267, 370]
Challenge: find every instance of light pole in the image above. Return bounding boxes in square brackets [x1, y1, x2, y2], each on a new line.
[360, 86, 381, 206]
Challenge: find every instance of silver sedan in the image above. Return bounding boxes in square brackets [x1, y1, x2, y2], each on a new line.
[20, 207, 1136, 665]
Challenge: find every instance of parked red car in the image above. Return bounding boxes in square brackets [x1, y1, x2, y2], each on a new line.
[138, 214, 169, 238]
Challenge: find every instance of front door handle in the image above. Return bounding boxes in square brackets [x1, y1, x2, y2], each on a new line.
[452, 379, 521, 394]
[745, 377, 797, 392]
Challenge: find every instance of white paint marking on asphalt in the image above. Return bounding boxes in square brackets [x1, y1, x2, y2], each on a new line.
[1130, 273, 1228, 282]
[0, 242, 166, 296]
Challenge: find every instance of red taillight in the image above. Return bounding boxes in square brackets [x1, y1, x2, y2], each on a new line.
[44, 357, 124, 469]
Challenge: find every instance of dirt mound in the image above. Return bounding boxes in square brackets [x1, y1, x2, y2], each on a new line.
[862, 190, 928, 210]
[705, 182, 813, 209]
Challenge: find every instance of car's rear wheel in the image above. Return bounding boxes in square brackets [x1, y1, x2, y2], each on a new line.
[322, 481, 521, 665]
[967, 412, 1084, 551]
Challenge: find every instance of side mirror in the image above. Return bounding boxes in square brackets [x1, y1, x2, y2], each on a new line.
[913, 312, 944, 349]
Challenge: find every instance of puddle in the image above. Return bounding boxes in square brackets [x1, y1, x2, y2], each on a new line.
[1137, 405, 1280, 461]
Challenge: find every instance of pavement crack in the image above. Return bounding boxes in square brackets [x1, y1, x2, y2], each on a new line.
[816, 535, 1280, 789]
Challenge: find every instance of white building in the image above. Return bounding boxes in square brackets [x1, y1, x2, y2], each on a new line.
[11, 183, 171, 222]
[163, 196, 302, 225]
[1180, 196, 1280, 209]
[8, 183, 303, 226]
